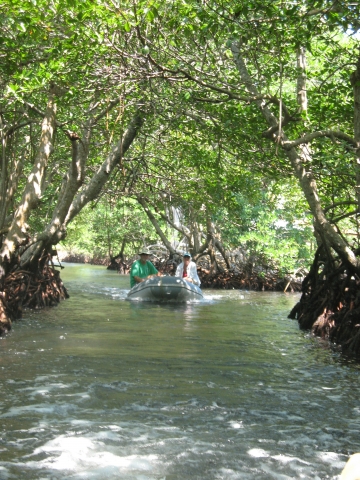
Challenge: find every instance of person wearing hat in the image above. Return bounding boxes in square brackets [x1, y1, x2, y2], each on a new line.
[130, 249, 161, 288]
[175, 252, 201, 286]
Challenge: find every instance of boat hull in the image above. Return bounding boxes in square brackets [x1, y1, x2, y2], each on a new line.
[126, 276, 203, 302]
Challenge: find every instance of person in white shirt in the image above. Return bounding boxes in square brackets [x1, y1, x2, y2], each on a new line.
[175, 252, 201, 286]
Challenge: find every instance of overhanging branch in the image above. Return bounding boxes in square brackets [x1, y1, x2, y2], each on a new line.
[282, 130, 357, 149]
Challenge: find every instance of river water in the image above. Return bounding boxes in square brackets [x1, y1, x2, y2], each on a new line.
[1, 263, 359, 479]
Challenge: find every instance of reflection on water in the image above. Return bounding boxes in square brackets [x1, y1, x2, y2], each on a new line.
[0, 263, 359, 479]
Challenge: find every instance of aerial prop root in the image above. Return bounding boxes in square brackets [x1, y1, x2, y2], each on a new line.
[0, 258, 69, 335]
[288, 251, 360, 355]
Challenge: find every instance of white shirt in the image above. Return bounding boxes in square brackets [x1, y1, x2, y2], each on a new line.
[175, 261, 201, 286]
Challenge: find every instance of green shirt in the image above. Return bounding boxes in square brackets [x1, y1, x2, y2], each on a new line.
[130, 260, 158, 287]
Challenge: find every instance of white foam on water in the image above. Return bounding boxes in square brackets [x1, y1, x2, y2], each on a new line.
[21, 382, 71, 391]
[16, 378, 75, 402]
[94, 430, 124, 442]
[286, 414, 305, 421]
[264, 458, 324, 480]
[132, 433, 153, 444]
[70, 419, 95, 426]
[247, 448, 269, 458]
[272, 454, 310, 465]
[34, 374, 64, 382]
[228, 421, 243, 429]
[27, 434, 159, 476]
[153, 425, 179, 432]
[61, 391, 92, 399]
[28, 429, 47, 436]
[258, 438, 276, 444]
[217, 468, 246, 479]
[132, 404, 155, 411]
[107, 424, 123, 431]
[316, 451, 345, 469]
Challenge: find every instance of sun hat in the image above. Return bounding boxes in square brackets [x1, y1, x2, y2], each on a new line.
[139, 249, 151, 255]
[183, 252, 191, 258]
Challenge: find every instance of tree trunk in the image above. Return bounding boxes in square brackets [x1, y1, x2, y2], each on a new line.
[231, 42, 360, 353]
[297, 47, 308, 113]
[0, 90, 57, 265]
[231, 41, 360, 273]
[65, 109, 145, 224]
[350, 54, 360, 211]
[0, 103, 145, 332]
[205, 214, 218, 274]
[107, 238, 127, 271]
[18, 108, 145, 270]
[136, 195, 178, 255]
[0, 115, 7, 231]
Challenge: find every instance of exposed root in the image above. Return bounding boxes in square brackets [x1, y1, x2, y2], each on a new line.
[0, 263, 69, 335]
[288, 246, 360, 355]
[0, 294, 12, 335]
[197, 268, 302, 291]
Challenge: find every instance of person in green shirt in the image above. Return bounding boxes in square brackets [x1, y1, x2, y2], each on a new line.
[130, 249, 161, 288]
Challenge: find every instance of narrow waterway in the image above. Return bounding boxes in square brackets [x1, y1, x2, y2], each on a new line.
[1, 263, 359, 479]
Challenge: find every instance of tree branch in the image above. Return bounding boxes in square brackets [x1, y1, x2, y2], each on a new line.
[65, 107, 145, 224]
[136, 195, 178, 254]
[5, 120, 33, 137]
[282, 130, 357, 149]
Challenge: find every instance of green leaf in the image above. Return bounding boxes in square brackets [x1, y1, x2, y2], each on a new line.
[7, 84, 18, 93]
[146, 10, 155, 22]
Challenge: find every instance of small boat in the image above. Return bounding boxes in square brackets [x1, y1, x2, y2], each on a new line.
[126, 275, 203, 302]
